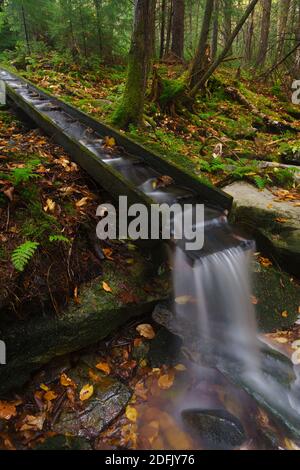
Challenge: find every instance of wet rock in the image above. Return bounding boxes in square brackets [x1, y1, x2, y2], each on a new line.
[225, 182, 300, 277]
[148, 327, 183, 368]
[253, 262, 300, 332]
[153, 304, 300, 440]
[34, 435, 92, 450]
[0, 257, 167, 396]
[53, 360, 132, 439]
[182, 409, 246, 450]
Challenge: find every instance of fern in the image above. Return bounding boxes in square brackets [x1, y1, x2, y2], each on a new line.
[11, 241, 39, 272]
[49, 235, 70, 243]
[11, 167, 38, 185]
[253, 176, 267, 190]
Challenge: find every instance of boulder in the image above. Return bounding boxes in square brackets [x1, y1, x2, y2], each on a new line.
[181, 409, 246, 450]
[225, 182, 300, 277]
[0, 256, 168, 396]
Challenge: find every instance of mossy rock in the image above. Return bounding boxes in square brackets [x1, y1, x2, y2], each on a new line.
[34, 435, 92, 450]
[253, 262, 300, 332]
[225, 182, 300, 277]
[0, 256, 169, 396]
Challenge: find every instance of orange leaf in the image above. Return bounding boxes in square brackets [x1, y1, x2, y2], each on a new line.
[102, 281, 112, 293]
[0, 401, 18, 420]
[60, 373, 76, 388]
[158, 373, 174, 390]
[95, 362, 111, 375]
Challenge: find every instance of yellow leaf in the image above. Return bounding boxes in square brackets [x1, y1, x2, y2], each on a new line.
[79, 384, 94, 402]
[175, 295, 193, 305]
[174, 364, 187, 372]
[136, 324, 155, 340]
[274, 337, 288, 344]
[95, 362, 111, 375]
[76, 197, 90, 208]
[40, 383, 50, 392]
[60, 373, 76, 388]
[102, 281, 112, 293]
[158, 374, 174, 390]
[126, 406, 138, 423]
[44, 198, 56, 213]
[281, 310, 288, 318]
[104, 136, 116, 148]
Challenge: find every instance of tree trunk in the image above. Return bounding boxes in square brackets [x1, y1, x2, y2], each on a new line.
[159, 0, 167, 58]
[21, 0, 31, 54]
[93, 0, 103, 57]
[276, 0, 292, 61]
[190, 0, 260, 96]
[223, 0, 233, 55]
[112, 0, 155, 128]
[171, 0, 185, 58]
[165, 0, 173, 54]
[78, 0, 88, 59]
[256, 0, 272, 66]
[188, 0, 215, 89]
[245, 7, 255, 63]
[212, 0, 220, 60]
[293, 0, 300, 75]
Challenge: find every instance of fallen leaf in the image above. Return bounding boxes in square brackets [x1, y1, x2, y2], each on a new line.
[251, 295, 259, 305]
[274, 337, 288, 344]
[281, 310, 289, 318]
[292, 339, 300, 349]
[104, 136, 116, 148]
[44, 391, 58, 402]
[40, 384, 50, 392]
[102, 281, 112, 293]
[174, 364, 187, 372]
[96, 362, 111, 375]
[20, 414, 45, 431]
[79, 384, 94, 402]
[134, 381, 148, 400]
[126, 406, 138, 423]
[0, 401, 18, 420]
[259, 256, 273, 268]
[44, 198, 56, 213]
[292, 349, 300, 365]
[60, 373, 76, 388]
[158, 373, 175, 390]
[3, 186, 14, 202]
[76, 197, 90, 208]
[103, 248, 114, 260]
[136, 324, 156, 340]
[175, 295, 193, 305]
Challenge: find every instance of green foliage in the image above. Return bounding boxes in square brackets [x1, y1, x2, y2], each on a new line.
[159, 79, 186, 107]
[49, 235, 70, 244]
[11, 241, 39, 272]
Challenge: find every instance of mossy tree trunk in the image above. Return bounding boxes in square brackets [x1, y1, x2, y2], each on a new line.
[112, 0, 155, 129]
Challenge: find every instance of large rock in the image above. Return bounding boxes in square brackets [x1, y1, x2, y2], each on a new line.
[53, 357, 131, 438]
[0, 256, 168, 396]
[225, 182, 300, 277]
[181, 409, 246, 450]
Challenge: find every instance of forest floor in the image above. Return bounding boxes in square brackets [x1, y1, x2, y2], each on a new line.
[0, 57, 299, 450]
[15, 55, 300, 194]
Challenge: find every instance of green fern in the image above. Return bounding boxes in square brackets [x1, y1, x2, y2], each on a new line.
[49, 235, 70, 243]
[11, 241, 39, 272]
[253, 176, 267, 190]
